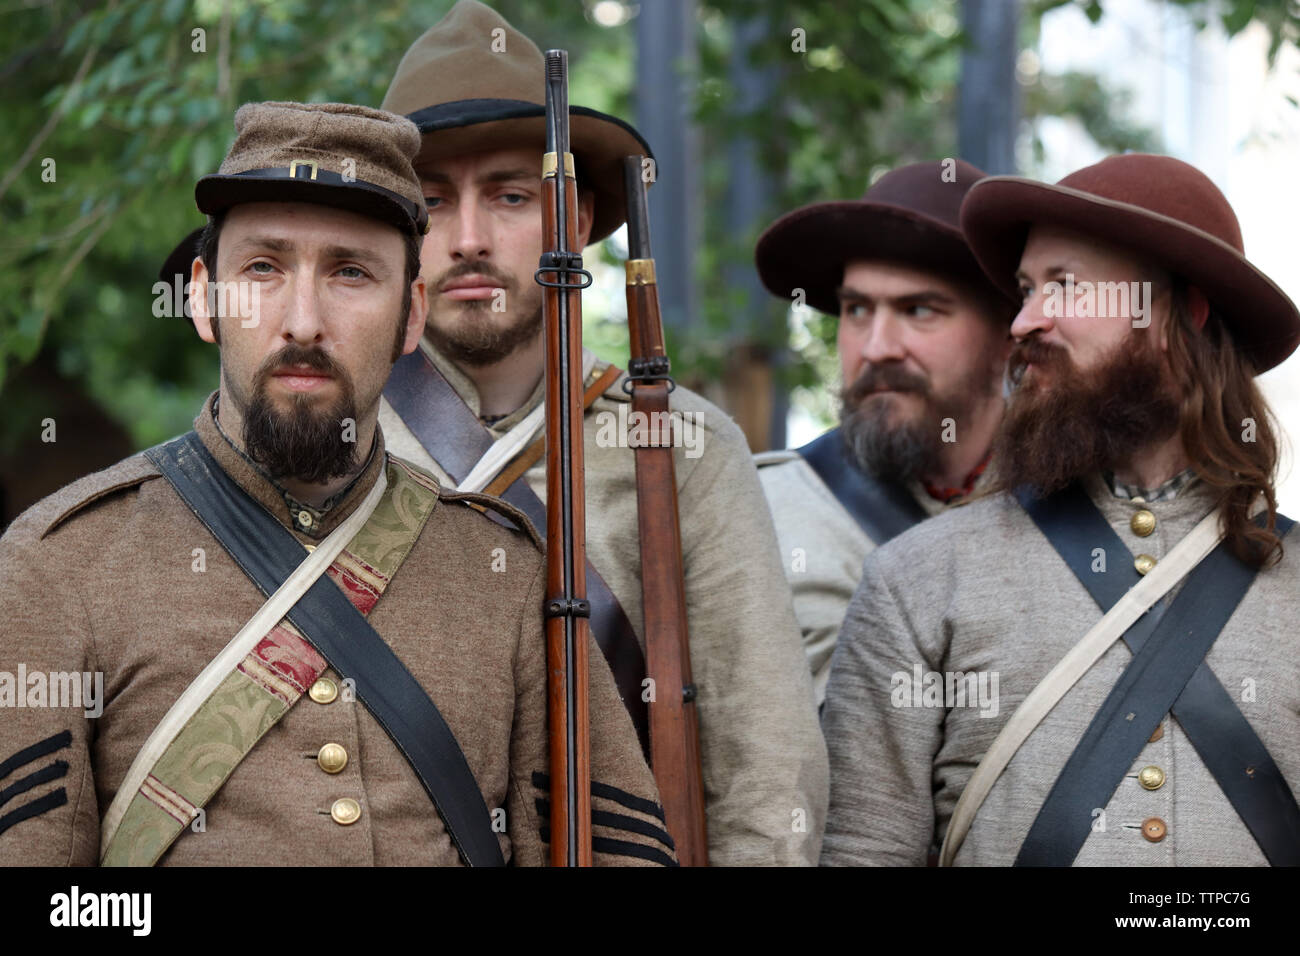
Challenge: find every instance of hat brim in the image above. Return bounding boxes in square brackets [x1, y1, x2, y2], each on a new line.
[195, 175, 423, 236]
[755, 200, 1015, 317]
[405, 99, 653, 243]
[961, 176, 1300, 373]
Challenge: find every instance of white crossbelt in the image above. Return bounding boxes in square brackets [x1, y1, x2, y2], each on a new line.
[938, 504, 1225, 866]
[99, 469, 388, 855]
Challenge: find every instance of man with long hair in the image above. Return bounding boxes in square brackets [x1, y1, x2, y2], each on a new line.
[822, 154, 1300, 866]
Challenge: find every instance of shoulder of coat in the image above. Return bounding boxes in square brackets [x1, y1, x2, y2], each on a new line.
[753, 449, 801, 468]
[27, 453, 162, 541]
[389, 456, 542, 551]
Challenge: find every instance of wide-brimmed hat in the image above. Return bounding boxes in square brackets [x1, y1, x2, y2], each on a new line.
[754, 159, 1015, 317]
[960, 153, 1300, 373]
[195, 101, 428, 236]
[380, 0, 652, 243]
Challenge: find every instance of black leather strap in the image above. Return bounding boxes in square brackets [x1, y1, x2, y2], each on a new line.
[383, 350, 650, 756]
[146, 432, 504, 867]
[797, 428, 928, 545]
[1015, 484, 1300, 866]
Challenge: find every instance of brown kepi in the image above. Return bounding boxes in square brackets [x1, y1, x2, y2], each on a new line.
[754, 158, 1014, 316]
[959, 152, 1300, 373]
[380, 0, 651, 242]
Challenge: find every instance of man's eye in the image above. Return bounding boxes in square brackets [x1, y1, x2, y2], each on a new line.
[249, 261, 275, 274]
[500, 192, 527, 205]
[424, 196, 444, 209]
[337, 266, 366, 279]
[908, 305, 936, 319]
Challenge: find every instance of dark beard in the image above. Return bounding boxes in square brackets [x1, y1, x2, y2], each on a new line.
[839, 362, 971, 484]
[993, 334, 1181, 498]
[242, 344, 361, 484]
[425, 262, 542, 367]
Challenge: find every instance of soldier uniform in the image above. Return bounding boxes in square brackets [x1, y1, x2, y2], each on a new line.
[0, 101, 670, 867]
[373, 0, 828, 865]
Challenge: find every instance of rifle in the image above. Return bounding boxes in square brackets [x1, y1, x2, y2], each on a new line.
[536, 49, 593, 867]
[622, 155, 709, 866]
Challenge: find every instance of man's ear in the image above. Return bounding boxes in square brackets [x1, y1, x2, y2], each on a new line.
[189, 258, 218, 344]
[575, 189, 596, 250]
[1186, 284, 1210, 332]
[401, 275, 429, 356]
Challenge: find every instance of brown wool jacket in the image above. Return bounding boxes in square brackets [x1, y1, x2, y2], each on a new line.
[0, 392, 673, 866]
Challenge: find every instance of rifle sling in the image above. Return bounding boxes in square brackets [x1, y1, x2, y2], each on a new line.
[797, 428, 928, 545]
[1015, 485, 1300, 866]
[146, 433, 505, 867]
[383, 350, 650, 755]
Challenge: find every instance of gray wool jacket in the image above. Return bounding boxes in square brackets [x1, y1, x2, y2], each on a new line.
[821, 471, 1300, 866]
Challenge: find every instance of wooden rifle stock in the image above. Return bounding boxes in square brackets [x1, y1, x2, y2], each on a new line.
[622, 155, 709, 866]
[537, 49, 592, 867]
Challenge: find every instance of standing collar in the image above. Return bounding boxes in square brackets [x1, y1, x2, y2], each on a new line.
[1102, 467, 1199, 504]
[196, 390, 387, 541]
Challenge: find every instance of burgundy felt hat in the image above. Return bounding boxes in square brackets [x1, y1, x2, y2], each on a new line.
[754, 159, 1016, 317]
[960, 153, 1300, 373]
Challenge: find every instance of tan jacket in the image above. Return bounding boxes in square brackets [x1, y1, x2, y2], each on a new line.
[822, 472, 1300, 866]
[0, 393, 671, 866]
[380, 342, 829, 865]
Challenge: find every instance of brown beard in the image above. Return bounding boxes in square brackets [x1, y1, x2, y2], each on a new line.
[993, 334, 1181, 497]
[425, 261, 542, 367]
[840, 356, 998, 483]
[242, 343, 360, 484]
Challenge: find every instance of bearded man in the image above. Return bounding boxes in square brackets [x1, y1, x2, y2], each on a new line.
[821, 153, 1300, 867]
[753, 160, 1014, 705]
[0, 101, 668, 867]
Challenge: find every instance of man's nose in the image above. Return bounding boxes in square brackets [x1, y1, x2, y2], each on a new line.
[860, 310, 907, 364]
[450, 196, 491, 262]
[281, 273, 326, 344]
[1011, 283, 1054, 340]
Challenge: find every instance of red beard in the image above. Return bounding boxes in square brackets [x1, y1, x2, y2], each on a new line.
[993, 334, 1181, 497]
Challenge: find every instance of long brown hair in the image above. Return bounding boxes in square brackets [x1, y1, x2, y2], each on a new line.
[1166, 280, 1285, 568]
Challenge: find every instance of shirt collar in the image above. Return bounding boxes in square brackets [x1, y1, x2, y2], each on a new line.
[198, 390, 387, 541]
[1103, 467, 1199, 504]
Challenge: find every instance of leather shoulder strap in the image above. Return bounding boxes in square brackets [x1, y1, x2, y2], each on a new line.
[146, 432, 505, 867]
[797, 428, 928, 544]
[1017, 485, 1300, 866]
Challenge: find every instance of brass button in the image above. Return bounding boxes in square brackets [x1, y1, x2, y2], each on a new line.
[1131, 509, 1156, 537]
[296, 510, 314, 530]
[1134, 554, 1157, 575]
[317, 743, 349, 774]
[1138, 765, 1166, 790]
[309, 677, 338, 704]
[330, 797, 361, 825]
[1148, 723, 1164, 743]
[304, 544, 317, 553]
[1141, 817, 1167, 842]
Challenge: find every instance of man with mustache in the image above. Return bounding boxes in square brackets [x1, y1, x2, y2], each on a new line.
[366, 0, 826, 865]
[822, 153, 1300, 866]
[752, 160, 1015, 705]
[0, 101, 670, 866]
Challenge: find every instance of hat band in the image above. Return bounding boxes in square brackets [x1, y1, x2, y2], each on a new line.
[233, 165, 428, 232]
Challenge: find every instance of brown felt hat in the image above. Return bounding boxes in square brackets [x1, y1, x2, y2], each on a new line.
[380, 0, 652, 243]
[960, 153, 1300, 373]
[195, 101, 428, 236]
[755, 159, 1016, 317]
